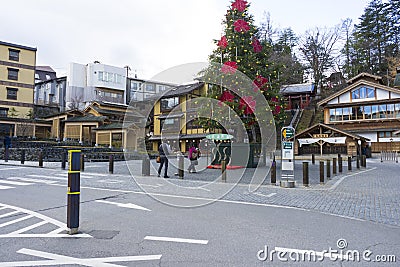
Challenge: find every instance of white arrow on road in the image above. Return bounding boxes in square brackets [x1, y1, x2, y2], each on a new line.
[95, 200, 151, 211]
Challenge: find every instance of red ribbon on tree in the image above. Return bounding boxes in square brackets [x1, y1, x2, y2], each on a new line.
[253, 75, 268, 91]
[273, 104, 281, 115]
[239, 96, 256, 115]
[221, 61, 238, 74]
[234, 19, 250, 33]
[217, 36, 228, 49]
[218, 90, 235, 106]
[231, 0, 248, 12]
[252, 38, 262, 53]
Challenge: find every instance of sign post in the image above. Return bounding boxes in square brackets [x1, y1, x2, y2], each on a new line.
[280, 126, 295, 188]
[67, 150, 81, 234]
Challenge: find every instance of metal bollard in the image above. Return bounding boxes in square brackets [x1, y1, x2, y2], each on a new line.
[178, 154, 184, 179]
[61, 151, 66, 170]
[338, 156, 343, 173]
[271, 160, 276, 185]
[356, 156, 360, 169]
[311, 154, 315, 165]
[38, 151, 43, 167]
[80, 154, 85, 172]
[4, 147, 9, 162]
[221, 160, 227, 182]
[333, 158, 337, 175]
[303, 162, 309, 187]
[319, 161, 324, 185]
[109, 155, 114, 174]
[20, 150, 25, 164]
[348, 156, 352, 171]
[362, 155, 366, 167]
[396, 152, 398, 163]
[142, 157, 150, 176]
[326, 159, 331, 179]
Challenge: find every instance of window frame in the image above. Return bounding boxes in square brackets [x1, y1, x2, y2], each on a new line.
[8, 49, 20, 61]
[6, 87, 18, 100]
[7, 68, 19, 81]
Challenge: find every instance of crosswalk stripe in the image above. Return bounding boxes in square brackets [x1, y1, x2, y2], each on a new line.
[0, 180, 32, 186]
[8, 178, 57, 184]
[0, 185, 14, 190]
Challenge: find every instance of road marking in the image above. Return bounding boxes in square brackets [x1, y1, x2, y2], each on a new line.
[0, 180, 32, 186]
[28, 175, 66, 181]
[0, 215, 33, 228]
[144, 236, 208, 245]
[98, 180, 122, 184]
[8, 177, 57, 184]
[0, 210, 20, 219]
[7, 221, 48, 234]
[95, 200, 151, 211]
[254, 192, 277, 198]
[0, 185, 14, 190]
[0, 167, 24, 171]
[0, 203, 91, 238]
[0, 248, 162, 267]
[139, 184, 162, 188]
[329, 167, 377, 191]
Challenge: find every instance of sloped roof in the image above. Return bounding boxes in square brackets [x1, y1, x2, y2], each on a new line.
[280, 83, 315, 95]
[93, 123, 123, 131]
[346, 72, 382, 84]
[161, 82, 204, 98]
[318, 78, 400, 107]
[294, 123, 369, 141]
[65, 116, 107, 123]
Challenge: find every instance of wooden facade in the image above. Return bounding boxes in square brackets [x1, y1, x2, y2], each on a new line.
[318, 73, 400, 152]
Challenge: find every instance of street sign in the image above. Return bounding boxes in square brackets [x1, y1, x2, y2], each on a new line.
[282, 128, 294, 140]
[283, 141, 293, 149]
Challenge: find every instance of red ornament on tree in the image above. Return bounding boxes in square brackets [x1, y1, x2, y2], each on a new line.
[217, 36, 228, 49]
[271, 96, 278, 103]
[231, 0, 248, 12]
[252, 38, 262, 53]
[239, 96, 256, 115]
[233, 19, 250, 33]
[221, 61, 238, 74]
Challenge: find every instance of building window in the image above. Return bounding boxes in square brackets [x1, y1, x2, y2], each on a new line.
[364, 106, 372, 119]
[329, 109, 335, 121]
[378, 105, 387, 118]
[371, 105, 379, 119]
[160, 97, 179, 111]
[351, 87, 375, 100]
[378, 131, 392, 140]
[145, 83, 155, 92]
[7, 68, 19, 80]
[0, 108, 8, 117]
[342, 107, 351, 120]
[387, 104, 395, 118]
[9, 49, 20, 61]
[6, 88, 18, 100]
[396, 104, 400, 118]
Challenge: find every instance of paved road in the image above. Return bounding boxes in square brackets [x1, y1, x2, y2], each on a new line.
[0, 158, 398, 266]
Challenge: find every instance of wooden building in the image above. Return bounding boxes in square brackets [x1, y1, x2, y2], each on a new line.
[317, 73, 400, 152]
[294, 123, 368, 156]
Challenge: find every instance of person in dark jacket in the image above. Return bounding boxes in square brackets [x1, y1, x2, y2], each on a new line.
[158, 141, 171, 178]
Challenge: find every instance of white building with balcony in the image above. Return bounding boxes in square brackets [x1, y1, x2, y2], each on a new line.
[66, 62, 127, 110]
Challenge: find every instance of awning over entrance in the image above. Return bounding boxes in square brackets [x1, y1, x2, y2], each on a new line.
[298, 137, 346, 147]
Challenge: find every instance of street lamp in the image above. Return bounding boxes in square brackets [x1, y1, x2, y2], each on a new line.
[358, 140, 362, 157]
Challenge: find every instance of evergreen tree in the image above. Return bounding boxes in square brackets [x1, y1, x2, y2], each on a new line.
[199, 0, 286, 142]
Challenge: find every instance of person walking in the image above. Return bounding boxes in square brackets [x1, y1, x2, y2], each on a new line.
[158, 140, 171, 178]
[187, 145, 199, 173]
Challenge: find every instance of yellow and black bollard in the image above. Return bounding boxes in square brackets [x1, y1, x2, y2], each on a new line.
[67, 150, 81, 235]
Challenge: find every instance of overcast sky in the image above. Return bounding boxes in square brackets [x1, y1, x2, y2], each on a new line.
[1, 0, 370, 81]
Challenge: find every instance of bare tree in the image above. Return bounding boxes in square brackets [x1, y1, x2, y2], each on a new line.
[67, 94, 84, 110]
[298, 26, 342, 93]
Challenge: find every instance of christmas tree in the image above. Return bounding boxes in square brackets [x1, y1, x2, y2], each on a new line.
[199, 0, 286, 142]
